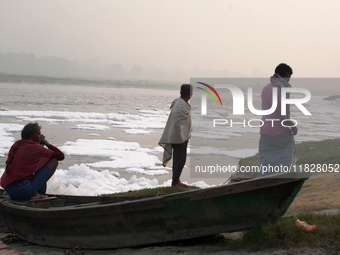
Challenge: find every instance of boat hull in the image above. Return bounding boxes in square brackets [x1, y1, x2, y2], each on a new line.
[0, 174, 306, 249]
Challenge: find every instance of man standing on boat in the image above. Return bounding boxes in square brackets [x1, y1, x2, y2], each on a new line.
[258, 63, 297, 176]
[159, 84, 193, 187]
[1, 122, 65, 200]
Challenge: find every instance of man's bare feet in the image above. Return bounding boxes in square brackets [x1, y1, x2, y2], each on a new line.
[174, 182, 188, 187]
[29, 193, 48, 200]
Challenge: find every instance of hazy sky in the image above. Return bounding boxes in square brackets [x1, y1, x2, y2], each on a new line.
[1, 0, 339, 78]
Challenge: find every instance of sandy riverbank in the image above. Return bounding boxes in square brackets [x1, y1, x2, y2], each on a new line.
[1, 175, 340, 255]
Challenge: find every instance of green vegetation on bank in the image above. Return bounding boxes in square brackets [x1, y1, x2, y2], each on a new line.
[239, 138, 340, 167]
[229, 213, 340, 251]
[103, 185, 200, 197]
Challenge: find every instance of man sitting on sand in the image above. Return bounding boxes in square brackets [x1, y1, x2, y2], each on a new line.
[258, 63, 297, 176]
[1, 122, 65, 200]
[159, 84, 193, 187]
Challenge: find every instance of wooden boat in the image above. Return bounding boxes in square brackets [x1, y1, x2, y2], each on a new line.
[0, 172, 307, 249]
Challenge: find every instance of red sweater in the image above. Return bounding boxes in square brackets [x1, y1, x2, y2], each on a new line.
[1, 139, 65, 188]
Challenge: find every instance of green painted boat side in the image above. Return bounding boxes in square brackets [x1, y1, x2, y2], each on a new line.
[0, 173, 306, 249]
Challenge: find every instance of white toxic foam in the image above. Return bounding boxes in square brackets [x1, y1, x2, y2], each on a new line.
[122, 129, 155, 135]
[71, 124, 111, 131]
[0, 165, 211, 196]
[0, 123, 23, 157]
[60, 138, 165, 172]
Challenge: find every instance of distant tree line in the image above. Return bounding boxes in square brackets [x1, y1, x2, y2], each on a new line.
[0, 52, 144, 79]
[0, 52, 242, 82]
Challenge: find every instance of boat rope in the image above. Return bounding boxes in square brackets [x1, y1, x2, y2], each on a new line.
[0, 199, 13, 234]
[222, 177, 231, 185]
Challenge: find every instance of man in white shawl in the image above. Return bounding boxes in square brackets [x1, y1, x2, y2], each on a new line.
[159, 84, 193, 187]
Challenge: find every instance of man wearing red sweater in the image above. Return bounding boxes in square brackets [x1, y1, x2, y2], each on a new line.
[1, 122, 64, 200]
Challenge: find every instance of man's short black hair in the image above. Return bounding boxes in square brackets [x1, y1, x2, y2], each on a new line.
[21, 122, 41, 139]
[180, 84, 193, 97]
[275, 63, 293, 77]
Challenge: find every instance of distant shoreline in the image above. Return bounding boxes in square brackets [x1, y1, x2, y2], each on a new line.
[1, 73, 339, 96]
[0, 73, 179, 90]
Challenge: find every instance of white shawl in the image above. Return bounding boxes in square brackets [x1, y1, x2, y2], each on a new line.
[270, 74, 292, 118]
[159, 97, 192, 167]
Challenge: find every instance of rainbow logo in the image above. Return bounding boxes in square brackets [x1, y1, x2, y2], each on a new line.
[196, 82, 223, 106]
